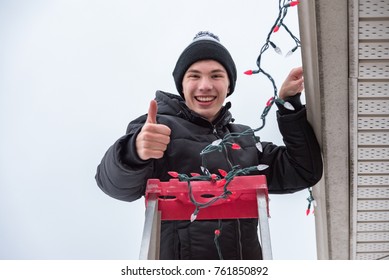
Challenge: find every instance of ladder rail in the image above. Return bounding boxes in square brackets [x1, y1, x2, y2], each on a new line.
[139, 194, 160, 260]
[257, 191, 273, 260]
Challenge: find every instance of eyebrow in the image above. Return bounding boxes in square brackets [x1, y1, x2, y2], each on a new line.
[186, 69, 227, 74]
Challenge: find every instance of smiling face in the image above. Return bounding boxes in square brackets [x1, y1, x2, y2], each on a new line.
[182, 60, 230, 122]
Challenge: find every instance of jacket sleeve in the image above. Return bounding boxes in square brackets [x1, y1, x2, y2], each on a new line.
[95, 116, 154, 202]
[261, 96, 323, 194]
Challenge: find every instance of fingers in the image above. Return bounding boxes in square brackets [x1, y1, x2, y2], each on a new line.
[136, 133, 170, 160]
[297, 79, 304, 93]
[139, 127, 171, 145]
[136, 127, 171, 160]
[146, 100, 158, 124]
[290, 66, 303, 80]
[279, 67, 304, 99]
[136, 100, 172, 160]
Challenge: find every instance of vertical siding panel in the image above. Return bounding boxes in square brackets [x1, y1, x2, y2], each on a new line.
[355, 0, 389, 260]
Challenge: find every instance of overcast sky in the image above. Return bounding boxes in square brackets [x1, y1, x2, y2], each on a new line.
[0, 0, 317, 260]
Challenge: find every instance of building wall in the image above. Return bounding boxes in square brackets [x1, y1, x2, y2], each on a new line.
[299, 0, 389, 259]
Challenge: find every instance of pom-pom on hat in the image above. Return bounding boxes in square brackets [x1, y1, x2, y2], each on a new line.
[173, 31, 237, 99]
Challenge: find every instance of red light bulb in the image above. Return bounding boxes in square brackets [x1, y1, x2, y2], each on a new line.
[218, 169, 228, 177]
[168, 171, 179, 178]
[217, 179, 227, 188]
[231, 143, 241, 150]
[266, 97, 274, 107]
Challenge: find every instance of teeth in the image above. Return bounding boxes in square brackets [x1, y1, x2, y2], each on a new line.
[196, 96, 215, 102]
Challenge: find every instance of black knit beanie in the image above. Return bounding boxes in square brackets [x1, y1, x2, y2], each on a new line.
[172, 31, 237, 99]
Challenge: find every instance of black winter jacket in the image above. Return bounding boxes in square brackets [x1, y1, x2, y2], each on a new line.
[96, 90, 323, 260]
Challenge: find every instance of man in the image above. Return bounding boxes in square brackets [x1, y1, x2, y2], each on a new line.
[96, 31, 323, 259]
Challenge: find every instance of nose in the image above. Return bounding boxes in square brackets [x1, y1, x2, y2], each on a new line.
[198, 77, 213, 91]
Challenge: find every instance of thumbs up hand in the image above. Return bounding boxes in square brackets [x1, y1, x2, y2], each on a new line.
[136, 100, 171, 161]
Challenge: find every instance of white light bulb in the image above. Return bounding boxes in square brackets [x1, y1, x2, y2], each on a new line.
[257, 164, 269, 171]
[256, 142, 263, 153]
[283, 101, 295, 111]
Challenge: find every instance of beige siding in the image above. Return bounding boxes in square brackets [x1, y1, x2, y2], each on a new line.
[354, 0, 389, 260]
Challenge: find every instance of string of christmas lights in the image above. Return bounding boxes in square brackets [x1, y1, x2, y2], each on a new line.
[214, 220, 223, 259]
[306, 187, 317, 216]
[168, 0, 311, 222]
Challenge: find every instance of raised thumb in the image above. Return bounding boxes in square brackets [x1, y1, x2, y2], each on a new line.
[146, 100, 158, 124]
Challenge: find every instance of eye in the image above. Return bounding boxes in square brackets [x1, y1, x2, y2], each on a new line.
[186, 73, 200, 79]
[212, 74, 226, 79]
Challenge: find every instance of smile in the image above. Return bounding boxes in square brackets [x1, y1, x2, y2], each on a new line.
[195, 96, 216, 102]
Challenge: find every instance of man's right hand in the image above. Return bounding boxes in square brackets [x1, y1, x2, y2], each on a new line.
[136, 100, 171, 161]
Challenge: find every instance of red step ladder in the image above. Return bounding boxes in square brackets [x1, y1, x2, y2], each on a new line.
[139, 175, 272, 260]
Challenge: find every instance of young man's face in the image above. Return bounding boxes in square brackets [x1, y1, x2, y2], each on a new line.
[182, 60, 230, 122]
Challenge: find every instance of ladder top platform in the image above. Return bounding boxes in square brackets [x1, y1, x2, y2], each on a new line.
[145, 175, 269, 221]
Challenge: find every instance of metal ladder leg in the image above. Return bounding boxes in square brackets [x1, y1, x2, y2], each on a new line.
[257, 191, 273, 260]
[139, 195, 161, 260]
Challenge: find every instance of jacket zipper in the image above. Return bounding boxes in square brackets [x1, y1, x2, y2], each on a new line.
[237, 219, 243, 259]
[212, 125, 218, 137]
[212, 117, 243, 259]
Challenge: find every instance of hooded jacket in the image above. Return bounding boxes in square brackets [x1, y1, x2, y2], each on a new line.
[96, 90, 323, 259]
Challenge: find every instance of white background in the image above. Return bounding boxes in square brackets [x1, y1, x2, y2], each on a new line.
[0, 0, 317, 260]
